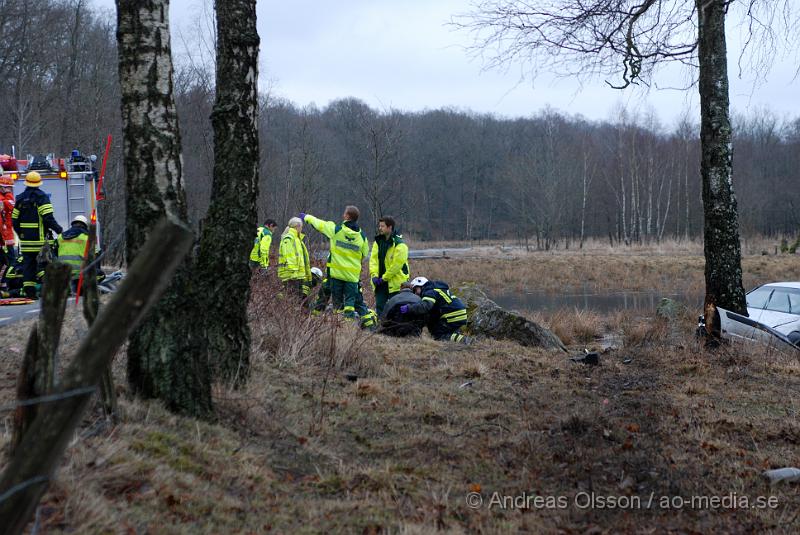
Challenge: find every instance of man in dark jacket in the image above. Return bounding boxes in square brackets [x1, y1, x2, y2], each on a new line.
[12, 171, 62, 298]
[400, 277, 471, 344]
[378, 287, 427, 337]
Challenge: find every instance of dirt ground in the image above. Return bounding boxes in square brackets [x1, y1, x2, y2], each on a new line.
[1, 250, 799, 533]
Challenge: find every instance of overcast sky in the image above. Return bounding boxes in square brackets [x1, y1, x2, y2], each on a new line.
[94, 0, 799, 128]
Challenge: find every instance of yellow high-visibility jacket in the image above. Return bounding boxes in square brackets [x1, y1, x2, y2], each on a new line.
[304, 215, 368, 283]
[369, 233, 409, 293]
[277, 227, 311, 282]
[249, 226, 272, 267]
[56, 226, 89, 280]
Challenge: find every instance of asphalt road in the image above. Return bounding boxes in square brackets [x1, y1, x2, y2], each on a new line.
[0, 301, 41, 327]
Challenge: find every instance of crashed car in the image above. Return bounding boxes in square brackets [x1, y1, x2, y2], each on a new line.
[699, 282, 800, 348]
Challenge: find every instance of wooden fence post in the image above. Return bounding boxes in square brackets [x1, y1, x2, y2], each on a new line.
[0, 219, 193, 535]
[10, 263, 71, 456]
[81, 222, 117, 420]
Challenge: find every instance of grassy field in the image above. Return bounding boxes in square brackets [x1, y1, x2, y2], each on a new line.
[416, 249, 799, 296]
[1, 250, 799, 533]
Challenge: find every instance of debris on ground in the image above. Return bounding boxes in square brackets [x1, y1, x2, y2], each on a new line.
[764, 467, 800, 484]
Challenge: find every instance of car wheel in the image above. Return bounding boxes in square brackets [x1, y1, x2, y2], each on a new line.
[789, 331, 800, 346]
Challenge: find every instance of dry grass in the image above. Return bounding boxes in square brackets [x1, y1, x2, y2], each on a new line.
[248, 276, 368, 371]
[418, 251, 800, 296]
[407, 235, 794, 257]
[1, 252, 800, 533]
[527, 308, 606, 346]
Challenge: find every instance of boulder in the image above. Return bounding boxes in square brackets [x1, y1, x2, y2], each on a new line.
[455, 284, 566, 352]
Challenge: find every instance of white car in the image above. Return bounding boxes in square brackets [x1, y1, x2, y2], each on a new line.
[717, 282, 800, 347]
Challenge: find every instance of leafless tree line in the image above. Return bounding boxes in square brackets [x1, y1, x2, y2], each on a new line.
[1, 1, 798, 259]
[246, 98, 800, 248]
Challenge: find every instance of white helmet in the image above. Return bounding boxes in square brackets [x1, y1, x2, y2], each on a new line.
[409, 276, 429, 288]
[311, 267, 323, 279]
[72, 215, 89, 226]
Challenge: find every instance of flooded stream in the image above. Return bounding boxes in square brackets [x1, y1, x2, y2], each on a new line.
[492, 290, 702, 313]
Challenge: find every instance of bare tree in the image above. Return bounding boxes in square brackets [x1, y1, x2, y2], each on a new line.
[116, 0, 212, 416]
[356, 111, 404, 226]
[457, 0, 799, 314]
[189, 0, 260, 384]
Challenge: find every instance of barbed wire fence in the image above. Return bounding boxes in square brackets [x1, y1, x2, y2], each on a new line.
[0, 219, 193, 535]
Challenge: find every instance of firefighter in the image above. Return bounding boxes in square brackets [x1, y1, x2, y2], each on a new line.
[301, 206, 369, 319]
[11, 171, 62, 299]
[400, 277, 471, 344]
[369, 216, 410, 317]
[1, 251, 46, 298]
[250, 218, 277, 270]
[277, 217, 312, 301]
[56, 215, 90, 288]
[0, 175, 16, 285]
[1, 255, 24, 297]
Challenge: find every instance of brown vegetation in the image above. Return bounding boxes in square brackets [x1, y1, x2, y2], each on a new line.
[418, 249, 799, 296]
[1, 252, 800, 533]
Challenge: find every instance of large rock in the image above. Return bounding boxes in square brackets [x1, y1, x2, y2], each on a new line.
[455, 284, 567, 351]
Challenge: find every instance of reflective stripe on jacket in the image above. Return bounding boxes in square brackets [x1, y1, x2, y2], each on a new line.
[56, 226, 89, 280]
[305, 214, 368, 283]
[369, 233, 410, 293]
[1, 193, 15, 245]
[11, 187, 63, 253]
[407, 281, 468, 324]
[249, 226, 272, 267]
[277, 227, 311, 282]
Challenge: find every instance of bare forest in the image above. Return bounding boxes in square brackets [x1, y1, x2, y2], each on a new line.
[1, 0, 798, 260]
[4, 1, 800, 532]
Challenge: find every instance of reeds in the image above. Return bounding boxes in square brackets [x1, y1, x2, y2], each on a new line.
[248, 274, 368, 370]
[416, 252, 798, 296]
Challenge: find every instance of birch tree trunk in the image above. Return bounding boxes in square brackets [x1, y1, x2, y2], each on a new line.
[116, 0, 212, 416]
[697, 0, 747, 316]
[190, 0, 260, 384]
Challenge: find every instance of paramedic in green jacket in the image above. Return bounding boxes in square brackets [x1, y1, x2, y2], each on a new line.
[369, 216, 409, 317]
[250, 219, 277, 269]
[301, 206, 369, 319]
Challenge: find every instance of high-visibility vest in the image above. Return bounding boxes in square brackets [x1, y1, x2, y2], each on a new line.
[57, 229, 89, 280]
[305, 215, 368, 283]
[277, 228, 310, 282]
[249, 226, 272, 267]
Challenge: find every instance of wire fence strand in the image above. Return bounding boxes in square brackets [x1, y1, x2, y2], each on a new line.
[0, 475, 49, 505]
[0, 386, 98, 413]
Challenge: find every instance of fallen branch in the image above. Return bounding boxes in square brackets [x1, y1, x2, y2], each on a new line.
[0, 218, 193, 535]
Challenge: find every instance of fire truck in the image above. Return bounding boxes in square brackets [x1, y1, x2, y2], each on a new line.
[0, 150, 102, 239]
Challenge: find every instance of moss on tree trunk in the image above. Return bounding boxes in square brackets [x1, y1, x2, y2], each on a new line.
[116, 0, 212, 417]
[187, 0, 260, 384]
[696, 0, 747, 316]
